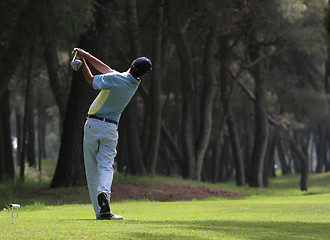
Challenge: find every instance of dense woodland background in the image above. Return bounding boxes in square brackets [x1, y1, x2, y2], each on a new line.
[1, 0, 330, 191]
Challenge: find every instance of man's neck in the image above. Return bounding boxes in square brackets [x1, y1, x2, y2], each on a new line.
[128, 70, 139, 80]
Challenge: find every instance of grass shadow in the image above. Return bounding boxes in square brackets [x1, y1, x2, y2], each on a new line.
[124, 219, 330, 240]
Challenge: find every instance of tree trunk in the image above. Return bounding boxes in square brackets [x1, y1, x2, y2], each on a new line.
[167, 3, 196, 179]
[37, 101, 46, 172]
[15, 109, 22, 166]
[249, 75, 269, 187]
[290, 140, 308, 191]
[325, 61, 330, 93]
[20, 78, 30, 181]
[326, 139, 330, 172]
[315, 127, 326, 173]
[0, 117, 4, 182]
[27, 72, 36, 168]
[243, 134, 252, 183]
[122, 101, 147, 175]
[221, 137, 233, 182]
[160, 121, 184, 172]
[263, 134, 276, 187]
[248, 35, 269, 187]
[219, 36, 245, 186]
[249, 76, 269, 186]
[195, 7, 220, 181]
[116, 125, 129, 173]
[325, 0, 330, 94]
[0, 88, 15, 181]
[145, 0, 164, 174]
[276, 138, 290, 175]
[137, 84, 184, 174]
[51, 71, 93, 187]
[268, 135, 276, 177]
[51, 0, 110, 188]
[212, 136, 222, 183]
[19, 44, 36, 180]
[119, 0, 147, 175]
[324, 1, 330, 172]
[227, 110, 246, 186]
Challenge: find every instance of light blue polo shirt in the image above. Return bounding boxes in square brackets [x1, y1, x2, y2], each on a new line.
[88, 71, 140, 122]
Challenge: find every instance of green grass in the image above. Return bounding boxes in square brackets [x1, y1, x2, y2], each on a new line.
[0, 194, 329, 239]
[1, 160, 330, 239]
[218, 171, 330, 196]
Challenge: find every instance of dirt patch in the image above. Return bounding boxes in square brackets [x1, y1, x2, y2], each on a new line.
[6, 181, 247, 206]
[111, 182, 248, 202]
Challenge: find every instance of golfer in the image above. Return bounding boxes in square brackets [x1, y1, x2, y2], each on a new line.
[73, 48, 152, 220]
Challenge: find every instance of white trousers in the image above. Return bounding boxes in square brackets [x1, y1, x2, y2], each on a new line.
[83, 118, 118, 219]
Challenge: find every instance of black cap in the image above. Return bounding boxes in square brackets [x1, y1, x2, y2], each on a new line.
[131, 57, 152, 77]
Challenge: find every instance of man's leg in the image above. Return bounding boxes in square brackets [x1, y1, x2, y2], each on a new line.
[83, 119, 101, 219]
[96, 122, 118, 199]
[96, 122, 122, 220]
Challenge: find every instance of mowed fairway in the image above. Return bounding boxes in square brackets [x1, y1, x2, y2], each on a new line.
[1, 194, 330, 240]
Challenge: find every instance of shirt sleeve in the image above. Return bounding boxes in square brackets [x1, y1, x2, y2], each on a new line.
[93, 74, 112, 90]
[92, 71, 134, 91]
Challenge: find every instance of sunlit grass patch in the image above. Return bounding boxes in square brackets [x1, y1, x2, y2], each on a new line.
[0, 194, 329, 240]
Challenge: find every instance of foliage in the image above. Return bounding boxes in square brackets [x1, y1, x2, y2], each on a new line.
[0, 0, 27, 42]
[42, 0, 94, 42]
[2, 0, 330, 188]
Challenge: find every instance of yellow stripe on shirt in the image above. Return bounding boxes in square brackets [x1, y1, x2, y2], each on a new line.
[88, 90, 110, 115]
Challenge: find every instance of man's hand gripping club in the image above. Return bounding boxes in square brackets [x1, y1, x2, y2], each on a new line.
[72, 48, 113, 84]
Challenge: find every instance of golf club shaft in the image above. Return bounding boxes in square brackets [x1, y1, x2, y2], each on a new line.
[72, 51, 78, 62]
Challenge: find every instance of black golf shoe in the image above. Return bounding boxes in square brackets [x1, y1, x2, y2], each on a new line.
[97, 192, 123, 220]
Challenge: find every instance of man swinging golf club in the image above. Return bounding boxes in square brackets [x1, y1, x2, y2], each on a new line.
[72, 48, 152, 220]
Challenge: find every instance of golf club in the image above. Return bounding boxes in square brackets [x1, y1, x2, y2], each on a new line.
[71, 49, 82, 71]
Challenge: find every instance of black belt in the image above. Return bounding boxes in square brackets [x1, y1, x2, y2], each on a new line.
[88, 115, 118, 125]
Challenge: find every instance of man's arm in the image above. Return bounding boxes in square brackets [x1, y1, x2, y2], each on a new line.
[82, 58, 94, 84]
[74, 48, 113, 74]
